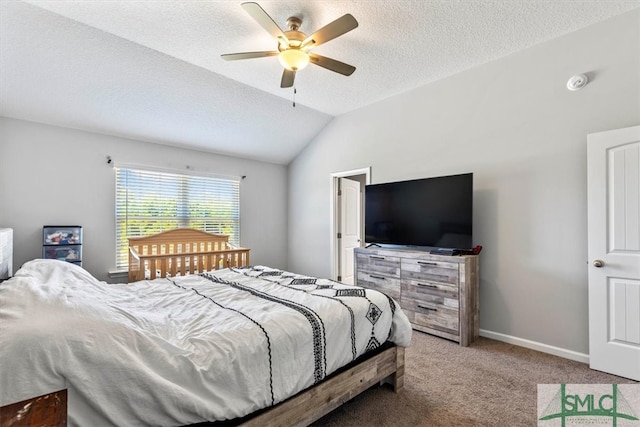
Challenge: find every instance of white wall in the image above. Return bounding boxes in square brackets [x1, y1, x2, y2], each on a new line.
[287, 10, 640, 355]
[0, 118, 288, 282]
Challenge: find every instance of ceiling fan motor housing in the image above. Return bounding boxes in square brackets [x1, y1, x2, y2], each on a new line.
[281, 20, 307, 50]
[286, 16, 302, 31]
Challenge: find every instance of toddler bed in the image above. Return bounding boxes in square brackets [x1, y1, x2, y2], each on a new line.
[128, 228, 250, 282]
[0, 259, 412, 426]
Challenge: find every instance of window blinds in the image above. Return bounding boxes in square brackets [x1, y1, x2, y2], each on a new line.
[115, 167, 240, 270]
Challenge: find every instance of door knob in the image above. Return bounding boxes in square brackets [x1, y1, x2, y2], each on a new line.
[593, 259, 605, 268]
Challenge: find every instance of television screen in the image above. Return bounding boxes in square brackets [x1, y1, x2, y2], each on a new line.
[364, 173, 473, 249]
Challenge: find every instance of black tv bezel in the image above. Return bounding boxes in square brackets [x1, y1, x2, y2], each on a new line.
[363, 172, 473, 250]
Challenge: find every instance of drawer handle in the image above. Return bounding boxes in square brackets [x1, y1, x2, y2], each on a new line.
[418, 304, 437, 312]
[417, 283, 437, 288]
[369, 274, 386, 280]
[418, 261, 438, 266]
[370, 256, 385, 260]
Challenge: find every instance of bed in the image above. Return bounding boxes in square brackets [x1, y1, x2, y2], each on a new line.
[128, 228, 251, 282]
[0, 259, 412, 426]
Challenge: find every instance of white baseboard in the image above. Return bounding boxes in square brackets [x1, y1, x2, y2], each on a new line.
[479, 329, 589, 364]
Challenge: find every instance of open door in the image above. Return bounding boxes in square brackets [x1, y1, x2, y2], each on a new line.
[330, 168, 370, 283]
[338, 177, 361, 284]
[588, 125, 640, 380]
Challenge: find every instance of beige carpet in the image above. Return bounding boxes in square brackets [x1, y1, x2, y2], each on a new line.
[311, 331, 636, 427]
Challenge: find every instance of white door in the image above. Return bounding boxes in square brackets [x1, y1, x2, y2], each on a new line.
[339, 178, 362, 284]
[588, 125, 640, 380]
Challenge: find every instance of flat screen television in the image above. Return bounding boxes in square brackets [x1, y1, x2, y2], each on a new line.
[364, 173, 473, 250]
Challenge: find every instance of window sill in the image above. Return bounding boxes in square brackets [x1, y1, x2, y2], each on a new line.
[108, 269, 128, 283]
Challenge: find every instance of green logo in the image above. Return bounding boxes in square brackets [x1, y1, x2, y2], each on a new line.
[539, 384, 639, 426]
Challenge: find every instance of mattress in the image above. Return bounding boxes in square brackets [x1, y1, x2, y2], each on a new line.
[0, 259, 412, 426]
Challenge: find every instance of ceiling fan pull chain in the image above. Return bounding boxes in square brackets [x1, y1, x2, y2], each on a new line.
[293, 87, 297, 108]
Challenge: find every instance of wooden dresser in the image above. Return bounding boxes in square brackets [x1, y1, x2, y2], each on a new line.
[0, 389, 67, 427]
[355, 247, 479, 346]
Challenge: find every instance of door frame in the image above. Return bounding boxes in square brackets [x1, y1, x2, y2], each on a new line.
[329, 167, 371, 281]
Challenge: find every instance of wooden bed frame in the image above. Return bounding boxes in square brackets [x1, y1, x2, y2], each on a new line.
[234, 344, 405, 427]
[128, 229, 250, 282]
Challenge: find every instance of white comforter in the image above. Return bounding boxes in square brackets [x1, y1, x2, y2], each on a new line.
[0, 259, 412, 426]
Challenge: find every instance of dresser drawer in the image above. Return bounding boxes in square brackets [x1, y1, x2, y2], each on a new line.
[401, 258, 459, 285]
[355, 252, 401, 278]
[401, 280, 459, 309]
[401, 294, 459, 335]
[357, 271, 401, 300]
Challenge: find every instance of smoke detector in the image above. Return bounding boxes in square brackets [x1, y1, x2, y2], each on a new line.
[567, 74, 589, 91]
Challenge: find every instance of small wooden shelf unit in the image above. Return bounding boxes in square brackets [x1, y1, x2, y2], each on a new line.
[355, 247, 480, 346]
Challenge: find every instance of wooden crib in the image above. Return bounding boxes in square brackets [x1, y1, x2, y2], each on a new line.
[128, 228, 250, 282]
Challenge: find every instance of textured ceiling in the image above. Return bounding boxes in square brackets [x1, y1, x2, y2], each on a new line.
[1, 0, 639, 164]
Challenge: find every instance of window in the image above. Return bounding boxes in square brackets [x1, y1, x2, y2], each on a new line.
[115, 167, 240, 269]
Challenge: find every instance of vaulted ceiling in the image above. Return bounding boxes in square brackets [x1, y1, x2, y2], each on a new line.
[1, 1, 638, 164]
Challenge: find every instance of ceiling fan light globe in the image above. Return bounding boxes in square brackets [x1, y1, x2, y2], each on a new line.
[278, 49, 309, 71]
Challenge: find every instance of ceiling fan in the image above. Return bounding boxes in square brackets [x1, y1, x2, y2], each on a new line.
[221, 2, 358, 88]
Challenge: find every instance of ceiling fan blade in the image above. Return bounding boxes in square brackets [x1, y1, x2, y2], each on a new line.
[221, 51, 278, 61]
[241, 2, 289, 45]
[309, 54, 356, 76]
[281, 69, 296, 88]
[302, 14, 358, 48]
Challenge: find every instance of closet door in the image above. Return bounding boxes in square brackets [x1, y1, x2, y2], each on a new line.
[588, 125, 640, 380]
